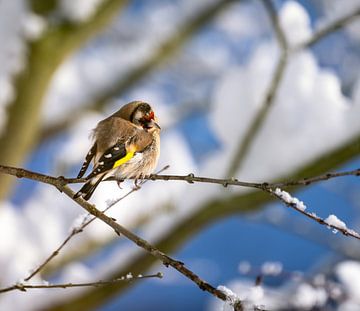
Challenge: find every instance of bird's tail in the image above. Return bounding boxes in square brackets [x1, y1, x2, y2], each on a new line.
[74, 173, 105, 201]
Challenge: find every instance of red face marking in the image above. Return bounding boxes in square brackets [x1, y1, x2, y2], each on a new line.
[144, 111, 155, 121]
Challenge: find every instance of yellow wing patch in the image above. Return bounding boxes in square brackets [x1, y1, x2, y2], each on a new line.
[113, 151, 135, 168]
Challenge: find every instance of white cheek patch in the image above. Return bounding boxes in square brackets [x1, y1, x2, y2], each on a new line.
[134, 111, 144, 121]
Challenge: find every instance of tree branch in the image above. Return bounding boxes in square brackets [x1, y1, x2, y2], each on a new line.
[60, 168, 360, 189]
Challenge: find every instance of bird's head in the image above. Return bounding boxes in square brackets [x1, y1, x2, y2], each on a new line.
[118, 101, 161, 132]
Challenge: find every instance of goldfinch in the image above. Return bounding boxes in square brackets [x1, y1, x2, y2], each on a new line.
[74, 101, 161, 200]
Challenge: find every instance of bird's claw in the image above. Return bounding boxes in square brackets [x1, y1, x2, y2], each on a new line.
[117, 179, 124, 189]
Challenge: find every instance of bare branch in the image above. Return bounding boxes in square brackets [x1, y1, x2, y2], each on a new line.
[61, 168, 360, 189]
[0, 163, 359, 191]
[0, 273, 163, 294]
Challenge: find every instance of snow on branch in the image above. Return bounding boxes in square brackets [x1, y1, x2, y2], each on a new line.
[270, 188, 360, 240]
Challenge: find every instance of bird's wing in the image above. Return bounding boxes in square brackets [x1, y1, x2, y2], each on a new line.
[77, 143, 97, 178]
[87, 118, 152, 179]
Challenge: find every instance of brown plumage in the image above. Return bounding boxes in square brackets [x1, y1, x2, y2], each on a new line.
[74, 101, 161, 200]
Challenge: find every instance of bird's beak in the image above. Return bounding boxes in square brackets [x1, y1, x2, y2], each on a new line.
[147, 119, 161, 130]
[153, 120, 161, 130]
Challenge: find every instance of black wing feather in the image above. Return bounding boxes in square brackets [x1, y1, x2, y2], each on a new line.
[86, 141, 127, 179]
[77, 144, 97, 178]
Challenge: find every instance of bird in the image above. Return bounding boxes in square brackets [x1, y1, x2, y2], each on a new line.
[74, 101, 161, 201]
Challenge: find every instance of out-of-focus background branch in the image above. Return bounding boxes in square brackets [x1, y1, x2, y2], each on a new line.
[0, 0, 128, 199]
[39, 0, 239, 142]
[0, 0, 360, 310]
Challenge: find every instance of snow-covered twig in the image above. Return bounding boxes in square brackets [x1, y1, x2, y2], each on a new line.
[269, 188, 360, 241]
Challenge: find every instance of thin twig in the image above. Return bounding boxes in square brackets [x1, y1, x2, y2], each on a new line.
[271, 169, 360, 187]
[0, 273, 163, 294]
[24, 165, 169, 282]
[63, 168, 360, 189]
